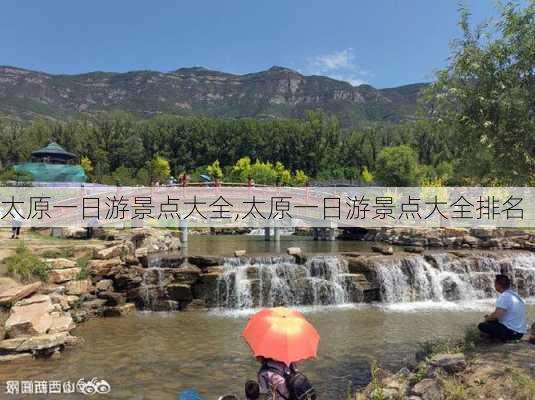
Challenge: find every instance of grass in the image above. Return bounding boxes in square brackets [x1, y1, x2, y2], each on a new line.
[76, 255, 90, 279]
[440, 375, 468, 400]
[510, 370, 535, 400]
[369, 360, 385, 400]
[6, 241, 50, 282]
[40, 245, 76, 259]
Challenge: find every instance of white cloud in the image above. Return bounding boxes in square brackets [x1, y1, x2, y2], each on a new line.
[303, 48, 369, 86]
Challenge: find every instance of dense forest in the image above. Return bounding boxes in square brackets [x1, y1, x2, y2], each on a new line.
[0, 1, 533, 186]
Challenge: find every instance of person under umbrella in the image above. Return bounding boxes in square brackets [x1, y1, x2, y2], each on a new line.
[242, 307, 318, 400]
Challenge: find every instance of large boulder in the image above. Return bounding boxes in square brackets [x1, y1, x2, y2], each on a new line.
[97, 291, 126, 306]
[411, 379, 443, 400]
[87, 258, 123, 277]
[372, 245, 394, 255]
[130, 227, 181, 253]
[0, 332, 77, 352]
[49, 268, 81, 284]
[166, 284, 192, 302]
[48, 313, 76, 334]
[102, 303, 136, 317]
[63, 227, 88, 239]
[187, 255, 222, 269]
[94, 243, 131, 260]
[65, 280, 92, 296]
[5, 296, 55, 338]
[192, 272, 223, 307]
[95, 279, 114, 292]
[428, 353, 466, 376]
[0, 282, 42, 307]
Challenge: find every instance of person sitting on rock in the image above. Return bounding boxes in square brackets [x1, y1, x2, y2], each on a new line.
[478, 274, 527, 342]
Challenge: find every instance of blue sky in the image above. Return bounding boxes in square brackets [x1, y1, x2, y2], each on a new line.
[0, 1, 507, 88]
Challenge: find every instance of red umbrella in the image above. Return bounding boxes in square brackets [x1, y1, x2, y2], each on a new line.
[242, 307, 320, 366]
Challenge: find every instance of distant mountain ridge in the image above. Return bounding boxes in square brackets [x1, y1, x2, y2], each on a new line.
[0, 65, 427, 127]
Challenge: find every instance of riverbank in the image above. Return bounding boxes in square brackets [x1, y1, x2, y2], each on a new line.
[356, 330, 535, 400]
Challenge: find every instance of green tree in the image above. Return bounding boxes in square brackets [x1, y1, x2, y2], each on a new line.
[80, 156, 93, 180]
[361, 166, 374, 184]
[207, 160, 223, 182]
[150, 156, 171, 184]
[426, 1, 535, 184]
[375, 145, 420, 186]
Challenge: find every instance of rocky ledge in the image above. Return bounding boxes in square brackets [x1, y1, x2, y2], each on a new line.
[356, 336, 535, 400]
[344, 227, 535, 252]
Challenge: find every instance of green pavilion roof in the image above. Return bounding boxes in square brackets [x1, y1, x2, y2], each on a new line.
[31, 142, 76, 160]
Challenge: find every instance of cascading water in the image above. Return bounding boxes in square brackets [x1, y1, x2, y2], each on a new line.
[215, 255, 351, 308]
[375, 252, 535, 304]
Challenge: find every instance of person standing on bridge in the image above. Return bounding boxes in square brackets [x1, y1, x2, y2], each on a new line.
[478, 274, 527, 342]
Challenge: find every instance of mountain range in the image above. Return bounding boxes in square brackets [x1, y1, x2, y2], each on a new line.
[0, 65, 427, 128]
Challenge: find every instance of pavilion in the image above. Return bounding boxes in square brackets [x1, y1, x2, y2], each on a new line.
[13, 142, 87, 183]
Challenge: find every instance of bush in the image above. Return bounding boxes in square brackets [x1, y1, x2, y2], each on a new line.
[76, 256, 90, 279]
[6, 242, 50, 282]
[375, 145, 420, 186]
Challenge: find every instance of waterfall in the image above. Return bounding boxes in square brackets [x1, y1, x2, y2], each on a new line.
[375, 253, 535, 304]
[216, 255, 350, 309]
[139, 267, 179, 311]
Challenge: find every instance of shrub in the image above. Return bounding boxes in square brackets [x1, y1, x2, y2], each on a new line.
[6, 242, 50, 282]
[76, 256, 90, 279]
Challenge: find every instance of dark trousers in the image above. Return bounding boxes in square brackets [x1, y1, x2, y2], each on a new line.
[11, 227, 20, 237]
[478, 321, 523, 342]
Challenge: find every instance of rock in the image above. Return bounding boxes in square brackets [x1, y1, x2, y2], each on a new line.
[87, 258, 123, 277]
[65, 280, 91, 295]
[94, 243, 128, 260]
[95, 279, 114, 292]
[48, 313, 75, 334]
[443, 228, 469, 237]
[0, 282, 42, 306]
[0, 277, 18, 292]
[130, 227, 181, 253]
[462, 235, 480, 247]
[0, 353, 33, 362]
[286, 247, 303, 256]
[404, 246, 425, 254]
[372, 245, 394, 255]
[234, 250, 246, 257]
[286, 247, 306, 263]
[102, 303, 136, 317]
[167, 284, 192, 302]
[82, 299, 107, 310]
[428, 353, 466, 375]
[14, 294, 50, 306]
[412, 379, 443, 400]
[42, 258, 77, 269]
[5, 298, 54, 338]
[97, 291, 126, 306]
[134, 247, 148, 258]
[470, 227, 495, 239]
[187, 255, 221, 268]
[71, 309, 88, 323]
[521, 241, 535, 251]
[0, 332, 73, 352]
[63, 227, 88, 239]
[49, 268, 81, 283]
[49, 293, 79, 311]
[192, 272, 222, 306]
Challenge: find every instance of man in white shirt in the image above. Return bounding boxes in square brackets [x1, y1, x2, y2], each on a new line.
[478, 274, 527, 342]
